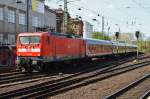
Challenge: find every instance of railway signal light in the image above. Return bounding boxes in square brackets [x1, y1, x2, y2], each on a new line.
[135, 31, 140, 60]
[135, 31, 140, 40]
[78, 8, 81, 10]
[115, 32, 119, 40]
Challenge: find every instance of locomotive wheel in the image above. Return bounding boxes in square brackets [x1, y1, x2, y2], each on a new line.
[36, 65, 43, 72]
[24, 66, 33, 72]
[19, 63, 33, 73]
[36, 62, 45, 72]
[26, 65, 33, 72]
[19, 66, 26, 72]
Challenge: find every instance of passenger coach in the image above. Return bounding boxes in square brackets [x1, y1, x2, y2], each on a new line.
[84, 39, 113, 57]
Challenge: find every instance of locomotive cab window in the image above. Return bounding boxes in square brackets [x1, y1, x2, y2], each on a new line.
[20, 36, 29, 44]
[19, 36, 40, 44]
[30, 36, 40, 44]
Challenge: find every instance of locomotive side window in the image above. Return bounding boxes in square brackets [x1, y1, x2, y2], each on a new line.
[20, 36, 30, 44]
[20, 36, 40, 44]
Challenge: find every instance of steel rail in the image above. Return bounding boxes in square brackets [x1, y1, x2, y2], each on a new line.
[140, 90, 150, 99]
[104, 73, 150, 99]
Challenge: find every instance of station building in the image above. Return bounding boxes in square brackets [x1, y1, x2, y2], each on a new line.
[0, 0, 56, 44]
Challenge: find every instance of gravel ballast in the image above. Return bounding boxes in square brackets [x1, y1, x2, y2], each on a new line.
[49, 64, 150, 99]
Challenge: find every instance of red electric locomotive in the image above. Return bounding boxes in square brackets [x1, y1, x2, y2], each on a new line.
[16, 32, 86, 72]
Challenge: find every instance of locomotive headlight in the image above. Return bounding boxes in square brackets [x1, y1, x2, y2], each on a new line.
[32, 61, 37, 65]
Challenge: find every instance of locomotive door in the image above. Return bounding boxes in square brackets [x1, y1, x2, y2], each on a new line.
[80, 40, 86, 58]
[43, 35, 54, 60]
[55, 37, 66, 60]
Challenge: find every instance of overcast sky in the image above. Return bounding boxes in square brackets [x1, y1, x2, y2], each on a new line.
[45, 0, 150, 38]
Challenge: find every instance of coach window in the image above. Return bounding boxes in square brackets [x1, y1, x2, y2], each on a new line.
[104, 45, 107, 51]
[103, 45, 105, 52]
[98, 45, 100, 50]
[99, 45, 102, 51]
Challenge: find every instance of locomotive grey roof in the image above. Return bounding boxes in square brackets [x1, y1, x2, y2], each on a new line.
[84, 38, 113, 45]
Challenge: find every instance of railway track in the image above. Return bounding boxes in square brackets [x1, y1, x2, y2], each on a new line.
[140, 90, 150, 99]
[0, 55, 130, 88]
[0, 72, 53, 85]
[0, 55, 136, 88]
[0, 75, 57, 88]
[0, 71, 21, 77]
[104, 73, 150, 99]
[0, 55, 149, 98]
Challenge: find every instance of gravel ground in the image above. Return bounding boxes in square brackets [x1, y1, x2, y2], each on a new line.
[49, 64, 150, 99]
[0, 75, 68, 94]
[117, 77, 150, 99]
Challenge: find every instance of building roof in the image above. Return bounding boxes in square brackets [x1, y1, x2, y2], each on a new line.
[45, 5, 56, 14]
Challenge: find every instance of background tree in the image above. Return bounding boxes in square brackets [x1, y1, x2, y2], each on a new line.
[67, 21, 76, 33]
[92, 31, 111, 40]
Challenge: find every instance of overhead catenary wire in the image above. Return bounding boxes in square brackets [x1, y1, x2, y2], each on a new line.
[46, 0, 130, 25]
[46, 0, 149, 26]
[131, 0, 150, 15]
[68, 3, 126, 24]
[46, 0, 150, 36]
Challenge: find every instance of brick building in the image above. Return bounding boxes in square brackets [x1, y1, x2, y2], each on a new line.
[55, 7, 83, 36]
[69, 18, 83, 37]
[54, 7, 71, 33]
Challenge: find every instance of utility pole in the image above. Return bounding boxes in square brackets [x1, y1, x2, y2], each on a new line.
[108, 26, 110, 39]
[27, 0, 29, 32]
[102, 16, 104, 39]
[63, 0, 68, 33]
[118, 27, 120, 33]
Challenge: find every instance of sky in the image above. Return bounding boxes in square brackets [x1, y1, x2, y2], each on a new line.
[45, 0, 150, 38]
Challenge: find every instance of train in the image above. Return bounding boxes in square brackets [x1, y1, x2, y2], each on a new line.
[16, 32, 137, 72]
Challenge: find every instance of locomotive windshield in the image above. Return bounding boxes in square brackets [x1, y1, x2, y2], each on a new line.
[20, 36, 40, 44]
